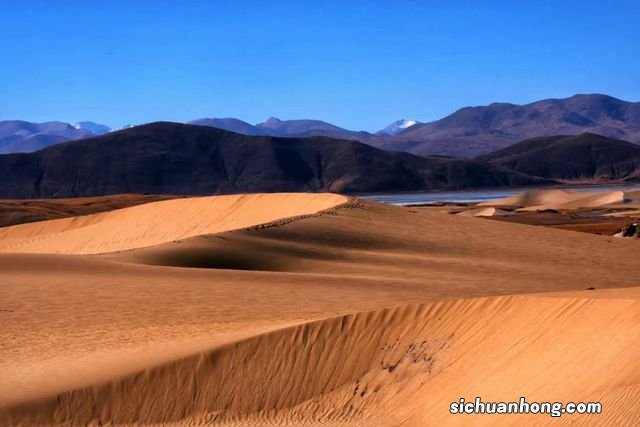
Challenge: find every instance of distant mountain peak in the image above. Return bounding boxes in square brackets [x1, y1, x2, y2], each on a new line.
[259, 117, 284, 128]
[377, 119, 420, 136]
[110, 124, 135, 132]
[0, 120, 93, 154]
[188, 118, 267, 136]
[254, 117, 359, 138]
[73, 121, 111, 135]
[391, 93, 640, 157]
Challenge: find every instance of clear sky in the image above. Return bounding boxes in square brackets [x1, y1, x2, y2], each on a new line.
[1, 0, 638, 131]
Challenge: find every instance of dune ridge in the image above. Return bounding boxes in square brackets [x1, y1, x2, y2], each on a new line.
[0, 194, 183, 228]
[3, 290, 640, 426]
[456, 207, 509, 217]
[0, 193, 347, 255]
[480, 188, 627, 211]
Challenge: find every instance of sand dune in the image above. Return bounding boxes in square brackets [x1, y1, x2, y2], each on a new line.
[480, 189, 577, 208]
[4, 290, 640, 425]
[0, 193, 347, 255]
[518, 190, 625, 211]
[2, 195, 640, 425]
[0, 194, 182, 228]
[606, 209, 640, 217]
[456, 207, 509, 217]
[626, 190, 640, 200]
[482, 188, 626, 211]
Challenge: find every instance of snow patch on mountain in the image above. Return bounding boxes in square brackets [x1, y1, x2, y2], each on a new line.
[377, 119, 419, 136]
[73, 121, 112, 135]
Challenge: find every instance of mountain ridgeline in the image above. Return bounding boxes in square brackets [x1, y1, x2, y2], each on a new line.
[382, 94, 640, 157]
[0, 121, 93, 154]
[188, 117, 379, 141]
[477, 133, 640, 182]
[0, 122, 551, 199]
[3, 94, 639, 157]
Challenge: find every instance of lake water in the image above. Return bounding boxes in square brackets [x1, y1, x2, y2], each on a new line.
[359, 184, 640, 206]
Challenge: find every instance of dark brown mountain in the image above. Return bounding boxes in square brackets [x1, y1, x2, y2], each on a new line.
[477, 133, 640, 182]
[0, 122, 552, 199]
[379, 94, 640, 158]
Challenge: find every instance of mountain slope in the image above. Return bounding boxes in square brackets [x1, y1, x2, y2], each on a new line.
[477, 133, 640, 181]
[0, 122, 552, 198]
[383, 94, 640, 157]
[189, 117, 380, 141]
[0, 121, 93, 154]
[0, 134, 71, 154]
[73, 121, 111, 135]
[188, 118, 267, 136]
[256, 117, 348, 135]
[255, 117, 374, 139]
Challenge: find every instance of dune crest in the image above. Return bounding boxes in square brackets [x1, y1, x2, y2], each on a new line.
[481, 189, 626, 211]
[0, 193, 347, 255]
[456, 207, 509, 217]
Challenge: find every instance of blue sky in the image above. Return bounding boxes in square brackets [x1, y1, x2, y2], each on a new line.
[1, 0, 638, 131]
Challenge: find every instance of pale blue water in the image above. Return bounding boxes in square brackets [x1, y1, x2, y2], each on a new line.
[360, 184, 640, 206]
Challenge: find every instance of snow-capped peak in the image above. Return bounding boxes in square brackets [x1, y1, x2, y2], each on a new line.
[377, 119, 420, 136]
[109, 124, 136, 132]
[73, 121, 112, 135]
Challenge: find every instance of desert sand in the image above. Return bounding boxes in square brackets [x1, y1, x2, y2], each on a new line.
[606, 209, 640, 217]
[456, 207, 509, 217]
[0, 193, 347, 255]
[468, 188, 640, 236]
[2, 192, 640, 425]
[479, 188, 627, 211]
[0, 194, 184, 228]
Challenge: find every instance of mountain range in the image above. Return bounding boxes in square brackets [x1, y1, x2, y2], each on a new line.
[188, 116, 378, 140]
[2, 122, 640, 198]
[380, 94, 640, 157]
[0, 122, 551, 198]
[0, 117, 392, 154]
[190, 94, 640, 158]
[2, 94, 639, 158]
[0, 121, 93, 154]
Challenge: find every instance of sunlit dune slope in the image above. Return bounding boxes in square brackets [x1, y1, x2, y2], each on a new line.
[0, 193, 347, 255]
[3, 290, 640, 426]
[481, 188, 627, 211]
[480, 189, 578, 207]
[0, 194, 182, 228]
[455, 207, 509, 217]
